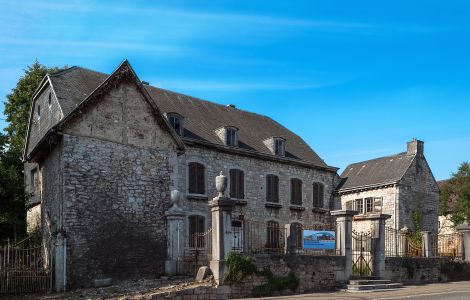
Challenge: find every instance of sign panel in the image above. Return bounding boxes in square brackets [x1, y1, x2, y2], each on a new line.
[303, 230, 336, 250]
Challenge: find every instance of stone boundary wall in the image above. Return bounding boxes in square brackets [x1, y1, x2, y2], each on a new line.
[152, 255, 345, 299]
[385, 257, 470, 284]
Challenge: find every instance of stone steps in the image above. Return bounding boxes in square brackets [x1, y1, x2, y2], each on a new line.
[346, 279, 404, 292]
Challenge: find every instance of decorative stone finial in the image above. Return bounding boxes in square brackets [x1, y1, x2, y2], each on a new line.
[170, 190, 181, 209]
[215, 171, 227, 197]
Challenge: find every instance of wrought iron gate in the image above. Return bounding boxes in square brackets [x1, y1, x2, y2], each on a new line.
[184, 228, 212, 275]
[0, 237, 53, 294]
[352, 230, 373, 277]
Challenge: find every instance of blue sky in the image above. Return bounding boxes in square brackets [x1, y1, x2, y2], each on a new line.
[1, 0, 469, 180]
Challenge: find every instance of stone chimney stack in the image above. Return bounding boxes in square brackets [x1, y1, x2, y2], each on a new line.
[407, 138, 424, 156]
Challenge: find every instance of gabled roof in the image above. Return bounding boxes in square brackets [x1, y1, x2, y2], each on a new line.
[24, 60, 186, 161]
[337, 152, 415, 192]
[32, 62, 334, 170]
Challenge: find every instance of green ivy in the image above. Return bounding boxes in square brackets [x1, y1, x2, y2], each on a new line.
[223, 251, 299, 297]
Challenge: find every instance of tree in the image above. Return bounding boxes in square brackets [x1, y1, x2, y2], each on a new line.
[0, 61, 65, 241]
[440, 162, 470, 226]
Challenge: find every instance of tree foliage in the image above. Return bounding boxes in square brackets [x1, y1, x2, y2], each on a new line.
[440, 162, 470, 226]
[0, 61, 65, 240]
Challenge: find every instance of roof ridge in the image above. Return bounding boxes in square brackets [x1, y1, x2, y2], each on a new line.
[345, 151, 409, 168]
[49, 66, 78, 77]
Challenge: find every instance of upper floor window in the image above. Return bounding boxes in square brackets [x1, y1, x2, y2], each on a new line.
[274, 138, 285, 156]
[188, 215, 206, 248]
[365, 197, 374, 213]
[37, 105, 41, 118]
[290, 178, 302, 205]
[188, 162, 205, 194]
[355, 199, 363, 213]
[226, 127, 237, 146]
[230, 169, 245, 199]
[166, 113, 183, 136]
[48, 92, 52, 106]
[266, 174, 279, 203]
[312, 182, 324, 208]
[30, 168, 37, 191]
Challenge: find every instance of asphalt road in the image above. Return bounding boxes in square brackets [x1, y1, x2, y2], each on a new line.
[242, 281, 470, 300]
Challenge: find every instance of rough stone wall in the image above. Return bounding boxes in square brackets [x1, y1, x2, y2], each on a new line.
[384, 257, 442, 284]
[399, 156, 439, 233]
[176, 146, 340, 245]
[61, 134, 174, 288]
[340, 186, 397, 232]
[26, 84, 63, 156]
[26, 204, 41, 233]
[64, 82, 177, 152]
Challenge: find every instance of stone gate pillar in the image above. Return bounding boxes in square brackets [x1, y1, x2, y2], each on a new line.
[370, 214, 391, 278]
[331, 210, 357, 281]
[421, 231, 433, 258]
[456, 222, 470, 263]
[209, 172, 235, 284]
[165, 190, 186, 276]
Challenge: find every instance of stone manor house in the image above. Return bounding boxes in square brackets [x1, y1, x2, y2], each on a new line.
[23, 60, 439, 289]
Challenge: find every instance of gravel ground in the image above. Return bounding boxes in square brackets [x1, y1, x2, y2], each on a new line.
[0, 277, 214, 300]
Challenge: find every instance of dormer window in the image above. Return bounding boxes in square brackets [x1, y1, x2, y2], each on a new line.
[166, 113, 184, 136]
[226, 128, 237, 146]
[274, 138, 285, 156]
[215, 126, 239, 147]
[263, 137, 286, 156]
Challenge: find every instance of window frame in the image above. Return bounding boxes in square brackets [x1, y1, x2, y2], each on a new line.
[290, 178, 303, 206]
[266, 174, 280, 203]
[355, 198, 364, 214]
[274, 138, 285, 156]
[266, 220, 281, 250]
[312, 182, 324, 208]
[365, 197, 374, 213]
[229, 168, 245, 199]
[187, 162, 206, 195]
[225, 127, 238, 147]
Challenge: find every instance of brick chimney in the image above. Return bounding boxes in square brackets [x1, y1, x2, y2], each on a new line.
[407, 138, 424, 156]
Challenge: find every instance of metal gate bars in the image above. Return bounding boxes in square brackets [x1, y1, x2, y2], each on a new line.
[352, 230, 373, 277]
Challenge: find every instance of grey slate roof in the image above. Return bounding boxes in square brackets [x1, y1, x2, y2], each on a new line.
[48, 66, 329, 168]
[337, 152, 415, 191]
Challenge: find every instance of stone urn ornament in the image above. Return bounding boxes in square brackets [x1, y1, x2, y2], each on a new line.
[216, 171, 227, 197]
[170, 189, 181, 209]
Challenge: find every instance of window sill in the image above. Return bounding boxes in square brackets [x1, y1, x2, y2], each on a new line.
[235, 199, 248, 206]
[265, 202, 282, 209]
[312, 207, 328, 214]
[289, 205, 305, 211]
[186, 194, 209, 201]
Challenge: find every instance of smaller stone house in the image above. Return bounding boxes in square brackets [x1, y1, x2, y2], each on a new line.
[337, 139, 440, 233]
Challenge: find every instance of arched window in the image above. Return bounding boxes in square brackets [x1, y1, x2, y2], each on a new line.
[290, 178, 302, 205]
[312, 182, 324, 208]
[266, 221, 280, 251]
[188, 162, 205, 194]
[188, 215, 206, 248]
[266, 174, 279, 203]
[230, 169, 245, 199]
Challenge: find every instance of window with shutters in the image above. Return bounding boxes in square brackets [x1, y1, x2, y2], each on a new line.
[188, 162, 205, 194]
[230, 169, 245, 199]
[290, 178, 302, 205]
[266, 221, 280, 250]
[188, 215, 206, 248]
[266, 174, 279, 203]
[312, 182, 324, 208]
[355, 199, 364, 214]
[365, 197, 374, 213]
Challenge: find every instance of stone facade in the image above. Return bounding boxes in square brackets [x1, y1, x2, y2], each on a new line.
[338, 140, 439, 234]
